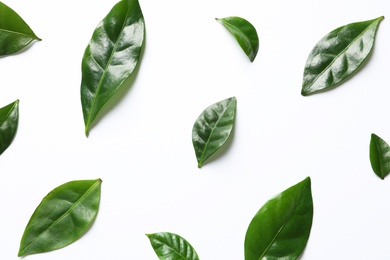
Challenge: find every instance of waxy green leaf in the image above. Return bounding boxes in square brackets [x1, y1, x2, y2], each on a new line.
[18, 179, 102, 256]
[192, 96, 237, 168]
[146, 232, 199, 260]
[216, 16, 259, 62]
[301, 16, 384, 96]
[0, 1, 41, 56]
[245, 177, 313, 260]
[80, 0, 145, 136]
[0, 99, 19, 155]
[370, 133, 390, 180]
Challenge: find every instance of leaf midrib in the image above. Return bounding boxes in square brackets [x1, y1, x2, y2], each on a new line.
[85, 5, 132, 133]
[258, 181, 309, 260]
[154, 237, 188, 260]
[0, 28, 39, 40]
[19, 180, 100, 256]
[306, 18, 380, 92]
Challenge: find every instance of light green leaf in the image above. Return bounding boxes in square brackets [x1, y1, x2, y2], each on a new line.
[18, 179, 102, 256]
[301, 16, 384, 96]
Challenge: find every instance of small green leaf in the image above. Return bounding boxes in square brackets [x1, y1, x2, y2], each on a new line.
[370, 133, 390, 180]
[245, 177, 313, 260]
[192, 96, 237, 168]
[216, 16, 259, 62]
[0, 99, 19, 155]
[146, 232, 199, 260]
[18, 179, 102, 257]
[0, 2, 41, 56]
[301, 16, 384, 96]
[81, 0, 145, 136]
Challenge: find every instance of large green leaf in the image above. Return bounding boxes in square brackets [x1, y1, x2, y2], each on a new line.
[80, 0, 145, 136]
[192, 96, 237, 168]
[301, 16, 384, 96]
[370, 133, 390, 180]
[18, 179, 102, 256]
[146, 232, 199, 260]
[245, 177, 313, 260]
[0, 1, 41, 56]
[216, 16, 259, 62]
[0, 99, 19, 155]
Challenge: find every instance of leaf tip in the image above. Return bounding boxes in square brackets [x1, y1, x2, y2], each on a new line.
[85, 126, 90, 137]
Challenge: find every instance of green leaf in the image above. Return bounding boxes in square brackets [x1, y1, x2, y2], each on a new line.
[216, 16, 259, 62]
[301, 16, 384, 96]
[244, 177, 313, 260]
[18, 179, 102, 257]
[0, 99, 19, 155]
[192, 96, 237, 168]
[0, 2, 41, 56]
[370, 133, 390, 180]
[80, 0, 145, 136]
[146, 232, 199, 260]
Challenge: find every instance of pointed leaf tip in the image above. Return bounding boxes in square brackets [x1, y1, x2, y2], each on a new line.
[0, 2, 41, 56]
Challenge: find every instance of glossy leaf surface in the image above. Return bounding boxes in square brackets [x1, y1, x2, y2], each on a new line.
[192, 96, 236, 168]
[301, 16, 384, 96]
[146, 232, 199, 260]
[18, 179, 102, 256]
[216, 16, 259, 62]
[0, 2, 41, 56]
[0, 99, 19, 155]
[245, 177, 313, 260]
[81, 0, 145, 136]
[370, 133, 390, 180]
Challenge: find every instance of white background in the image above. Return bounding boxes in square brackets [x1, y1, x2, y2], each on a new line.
[1, 0, 390, 259]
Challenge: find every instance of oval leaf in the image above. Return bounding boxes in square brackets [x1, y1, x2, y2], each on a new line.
[0, 99, 19, 155]
[301, 16, 384, 96]
[18, 179, 102, 257]
[192, 96, 237, 168]
[0, 2, 41, 56]
[216, 16, 259, 62]
[146, 232, 199, 260]
[80, 0, 145, 136]
[244, 177, 313, 260]
[370, 133, 390, 180]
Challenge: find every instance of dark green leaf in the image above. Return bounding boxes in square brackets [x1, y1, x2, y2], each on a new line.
[0, 2, 41, 56]
[245, 177, 313, 260]
[80, 0, 145, 136]
[301, 16, 384, 96]
[216, 16, 259, 62]
[370, 133, 390, 180]
[18, 179, 102, 256]
[192, 96, 237, 168]
[0, 99, 19, 155]
[146, 232, 199, 260]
